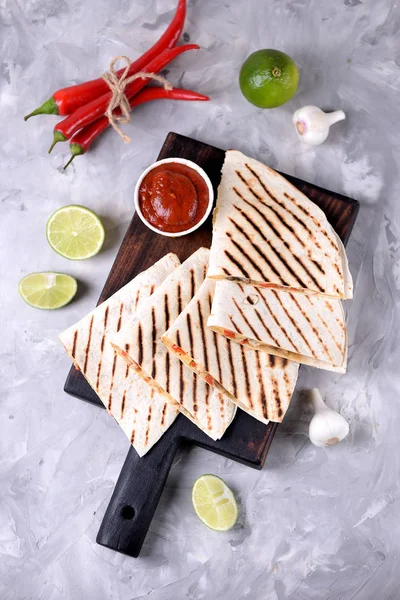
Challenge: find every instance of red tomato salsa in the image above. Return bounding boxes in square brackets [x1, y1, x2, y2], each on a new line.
[138, 162, 210, 233]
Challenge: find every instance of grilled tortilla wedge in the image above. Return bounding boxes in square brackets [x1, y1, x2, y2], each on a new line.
[208, 150, 353, 300]
[208, 280, 347, 373]
[111, 248, 236, 440]
[162, 278, 299, 425]
[59, 253, 180, 457]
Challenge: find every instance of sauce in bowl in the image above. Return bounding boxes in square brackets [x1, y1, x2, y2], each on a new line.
[138, 162, 210, 234]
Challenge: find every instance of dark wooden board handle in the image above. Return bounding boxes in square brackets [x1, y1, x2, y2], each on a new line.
[96, 424, 181, 557]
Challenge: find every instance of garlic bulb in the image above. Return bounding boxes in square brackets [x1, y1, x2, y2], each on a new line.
[293, 105, 346, 146]
[307, 388, 349, 447]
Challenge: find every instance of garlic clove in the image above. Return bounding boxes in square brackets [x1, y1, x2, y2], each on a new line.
[293, 105, 346, 146]
[307, 388, 349, 447]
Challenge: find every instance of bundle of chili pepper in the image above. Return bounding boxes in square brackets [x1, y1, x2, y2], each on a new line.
[24, 0, 187, 119]
[24, 0, 210, 166]
[48, 43, 199, 153]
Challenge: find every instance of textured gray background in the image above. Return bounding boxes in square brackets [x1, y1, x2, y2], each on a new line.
[1, 0, 399, 598]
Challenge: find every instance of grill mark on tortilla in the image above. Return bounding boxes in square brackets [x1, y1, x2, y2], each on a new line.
[176, 331, 185, 401]
[232, 297, 262, 341]
[258, 294, 302, 354]
[232, 189, 287, 283]
[121, 390, 126, 419]
[224, 249, 251, 280]
[83, 316, 94, 375]
[236, 177, 325, 292]
[150, 284, 155, 295]
[144, 405, 152, 446]
[228, 211, 285, 283]
[282, 191, 339, 254]
[271, 375, 282, 418]
[333, 262, 342, 277]
[226, 232, 268, 281]
[212, 330, 222, 382]
[239, 168, 309, 249]
[220, 393, 225, 422]
[187, 313, 194, 352]
[197, 300, 209, 371]
[269, 355, 276, 368]
[177, 284, 182, 314]
[270, 290, 318, 358]
[185, 324, 197, 415]
[164, 294, 170, 329]
[255, 350, 268, 419]
[117, 302, 124, 332]
[208, 293, 213, 312]
[96, 306, 110, 388]
[240, 345, 253, 409]
[283, 371, 291, 400]
[164, 294, 171, 392]
[203, 263, 208, 280]
[111, 354, 117, 379]
[190, 268, 195, 299]
[226, 338, 237, 398]
[289, 293, 334, 362]
[161, 403, 167, 426]
[229, 315, 242, 335]
[151, 308, 157, 379]
[243, 166, 321, 249]
[232, 189, 313, 290]
[165, 351, 170, 393]
[137, 323, 143, 366]
[253, 308, 280, 347]
[305, 296, 344, 353]
[107, 354, 117, 411]
[130, 430, 135, 445]
[72, 332, 79, 359]
[124, 344, 130, 377]
[134, 289, 141, 310]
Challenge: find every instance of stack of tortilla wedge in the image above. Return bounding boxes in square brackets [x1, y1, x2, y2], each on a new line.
[59, 150, 352, 457]
[206, 150, 352, 375]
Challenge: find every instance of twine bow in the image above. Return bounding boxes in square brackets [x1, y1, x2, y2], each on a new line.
[102, 55, 173, 143]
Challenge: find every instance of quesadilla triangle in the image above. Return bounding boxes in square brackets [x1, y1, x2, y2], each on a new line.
[110, 248, 237, 440]
[208, 280, 348, 373]
[59, 253, 181, 457]
[208, 150, 353, 300]
[161, 278, 299, 425]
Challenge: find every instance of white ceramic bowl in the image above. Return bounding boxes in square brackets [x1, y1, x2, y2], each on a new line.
[134, 157, 214, 238]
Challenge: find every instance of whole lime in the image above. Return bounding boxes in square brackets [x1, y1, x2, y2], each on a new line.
[239, 49, 299, 108]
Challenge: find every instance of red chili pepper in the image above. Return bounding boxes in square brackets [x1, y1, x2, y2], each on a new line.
[49, 44, 199, 153]
[63, 87, 209, 169]
[24, 0, 186, 120]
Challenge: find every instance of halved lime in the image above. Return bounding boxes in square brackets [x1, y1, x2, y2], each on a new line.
[192, 474, 238, 531]
[46, 205, 105, 260]
[19, 272, 78, 309]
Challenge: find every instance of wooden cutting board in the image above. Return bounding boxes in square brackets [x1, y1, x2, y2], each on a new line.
[64, 132, 359, 557]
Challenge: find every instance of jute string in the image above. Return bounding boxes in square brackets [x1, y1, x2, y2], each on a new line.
[102, 55, 173, 143]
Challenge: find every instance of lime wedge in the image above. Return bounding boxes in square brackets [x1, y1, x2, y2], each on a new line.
[192, 475, 238, 531]
[46, 205, 105, 260]
[19, 272, 78, 309]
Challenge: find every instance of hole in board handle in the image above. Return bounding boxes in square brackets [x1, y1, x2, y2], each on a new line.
[121, 505, 135, 520]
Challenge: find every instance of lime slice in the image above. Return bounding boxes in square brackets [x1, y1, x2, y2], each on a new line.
[192, 474, 238, 531]
[46, 205, 105, 260]
[19, 272, 78, 309]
